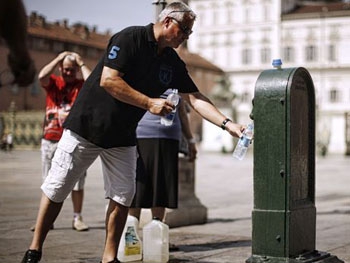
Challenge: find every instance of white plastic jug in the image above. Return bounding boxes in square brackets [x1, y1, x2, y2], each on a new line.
[117, 215, 142, 262]
[143, 217, 169, 263]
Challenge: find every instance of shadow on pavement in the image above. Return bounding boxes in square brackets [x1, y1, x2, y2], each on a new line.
[176, 239, 251, 252]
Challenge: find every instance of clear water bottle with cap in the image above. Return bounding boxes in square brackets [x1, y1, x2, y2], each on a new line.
[272, 59, 282, 69]
[117, 215, 142, 262]
[160, 89, 180, 126]
[143, 217, 169, 263]
[232, 123, 254, 160]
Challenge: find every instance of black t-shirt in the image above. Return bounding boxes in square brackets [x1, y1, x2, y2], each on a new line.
[63, 24, 198, 148]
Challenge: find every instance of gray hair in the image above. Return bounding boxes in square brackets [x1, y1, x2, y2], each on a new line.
[158, 2, 196, 22]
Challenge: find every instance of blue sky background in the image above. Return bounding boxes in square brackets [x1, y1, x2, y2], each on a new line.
[24, 0, 156, 34]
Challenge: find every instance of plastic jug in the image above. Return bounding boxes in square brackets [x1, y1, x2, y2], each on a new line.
[142, 217, 169, 263]
[117, 215, 142, 262]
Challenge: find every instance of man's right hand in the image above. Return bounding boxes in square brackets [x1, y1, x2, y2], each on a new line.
[147, 98, 175, 116]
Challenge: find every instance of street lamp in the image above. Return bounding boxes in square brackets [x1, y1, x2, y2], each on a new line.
[210, 75, 236, 110]
[152, 0, 167, 21]
[152, 0, 167, 8]
[210, 75, 238, 153]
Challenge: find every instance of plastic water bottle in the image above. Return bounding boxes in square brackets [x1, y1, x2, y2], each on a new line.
[143, 217, 169, 263]
[272, 59, 282, 69]
[160, 89, 180, 126]
[232, 123, 254, 160]
[117, 215, 142, 262]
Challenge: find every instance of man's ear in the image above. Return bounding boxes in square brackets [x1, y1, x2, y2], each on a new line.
[163, 17, 172, 29]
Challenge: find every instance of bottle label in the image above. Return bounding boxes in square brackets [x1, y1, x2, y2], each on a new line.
[164, 111, 175, 121]
[240, 136, 250, 147]
[124, 226, 141, 255]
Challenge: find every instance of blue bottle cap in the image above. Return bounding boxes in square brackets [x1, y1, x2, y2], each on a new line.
[272, 59, 282, 67]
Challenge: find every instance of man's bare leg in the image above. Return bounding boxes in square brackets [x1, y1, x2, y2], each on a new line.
[128, 208, 141, 220]
[151, 207, 165, 221]
[29, 193, 63, 251]
[71, 189, 89, 231]
[71, 189, 83, 214]
[101, 199, 128, 263]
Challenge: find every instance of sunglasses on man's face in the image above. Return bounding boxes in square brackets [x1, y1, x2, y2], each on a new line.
[169, 17, 193, 36]
[62, 67, 77, 73]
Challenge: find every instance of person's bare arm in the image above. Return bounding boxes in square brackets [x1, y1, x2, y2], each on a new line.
[100, 66, 174, 116]
[71, 52, 91, 81]
[181, 92, 244, 138]
[0, 0, 28, 56]
[38, 51, 70, 86]
[0, 0, 35, 86]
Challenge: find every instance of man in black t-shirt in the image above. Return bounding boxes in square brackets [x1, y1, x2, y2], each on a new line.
[22, 2, 245, 263]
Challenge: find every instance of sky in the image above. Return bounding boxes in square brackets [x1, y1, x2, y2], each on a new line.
[24, 0, 157, 34]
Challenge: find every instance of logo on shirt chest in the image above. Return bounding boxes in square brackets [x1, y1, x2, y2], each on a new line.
[159, 64, 173, 86]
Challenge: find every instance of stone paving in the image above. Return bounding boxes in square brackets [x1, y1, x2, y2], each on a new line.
[0, 149, 349, 262]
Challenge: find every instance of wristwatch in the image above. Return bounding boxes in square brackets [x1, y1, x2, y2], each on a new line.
[221, 118, 232, 130]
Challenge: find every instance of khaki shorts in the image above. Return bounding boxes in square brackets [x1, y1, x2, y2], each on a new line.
[41, 129, 137, 206]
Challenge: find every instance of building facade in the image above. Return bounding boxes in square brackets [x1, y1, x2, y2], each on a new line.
[188, 0, 350, 154]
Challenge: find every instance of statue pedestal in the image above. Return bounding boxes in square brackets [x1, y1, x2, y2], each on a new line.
[164, 156, 207, 228]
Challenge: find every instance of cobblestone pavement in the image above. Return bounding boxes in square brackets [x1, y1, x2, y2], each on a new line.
[0, 149, 349, 262]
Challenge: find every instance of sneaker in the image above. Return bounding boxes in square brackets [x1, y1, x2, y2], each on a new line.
[72, 216, 89, 231]
[22, 249, 42, 263]
[30, 224, 54, 232]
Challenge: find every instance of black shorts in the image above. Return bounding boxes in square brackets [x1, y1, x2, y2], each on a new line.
[130, 138, 179, 208]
